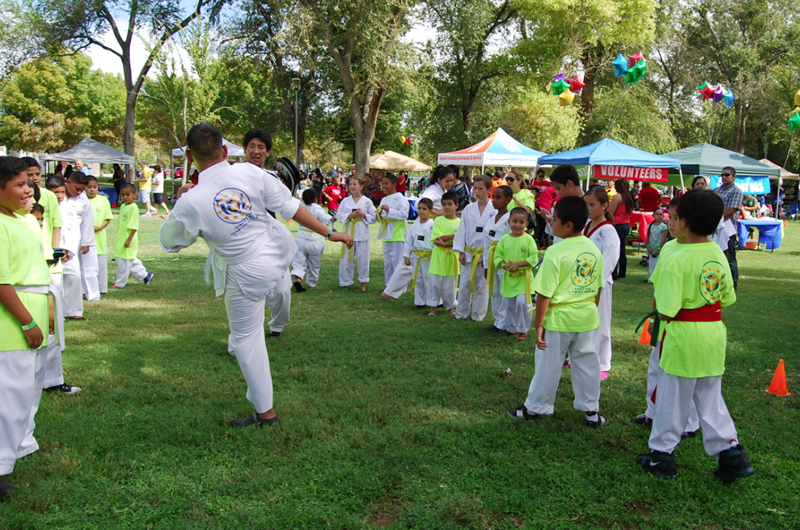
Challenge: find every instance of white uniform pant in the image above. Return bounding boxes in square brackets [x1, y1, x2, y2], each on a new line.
[0, 348, 37, 475]
[524, 329, 600, 415]
[18, 345, 46, 459]
[505, 294, 532, 334]
[97, 254, 108, 294]
[597, 283, 613, 371]
[266, 271, 291, 333]
[115, 258, 148, 287]
[649, 372, 739, 457]
[62, 257, 84, 318]
[455, 261, 489, 321]
[647, 254, 659, 281]
[44, 275, 65, 388]
[489, 268, 508, 330]
[339, 241, 370, 286]
[291, 239, 325, 287]
[80, 246, 100, 301]
[383, 256, 430, 306]
[382, 241, 404, 285]
[427, 274, 456, 310]
[225, 278, 274, 414]
[644, 341, 699, 434]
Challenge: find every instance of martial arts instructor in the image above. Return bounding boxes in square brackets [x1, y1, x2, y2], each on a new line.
[159, 124, 353, 427]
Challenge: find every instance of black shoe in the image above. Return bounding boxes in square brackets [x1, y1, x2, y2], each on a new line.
[0, 479, 16, 501]
[585, 413, 607, 428]
[267, 331, 281, 339]
[293, 281, 306, 293]
[415, 304, 426, 309]
[507, 406, 540, 421]
[629, 414, 653, 426]
[44, 383, 81, 395]
[714, 444, 755, 481]
[680, 430, 698, 440]
[229, 413, 279, 428]
[636, 450, 678, 479]
[488, 325, 503, 333]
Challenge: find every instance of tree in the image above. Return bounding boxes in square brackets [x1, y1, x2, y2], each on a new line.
[34, 0, 226, 177]
[0, 0, 46, 77]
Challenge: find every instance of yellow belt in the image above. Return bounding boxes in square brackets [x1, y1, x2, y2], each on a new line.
[465, 244, 484, 293]
[507, 267, 534, 306]
[340, 219, 356, 261]
[487, 241, 499, 296]
[412, 250, 432, 288]
[550, 296, 597, 307]
[377, 210, 391, 239]
[442, 247, 460, 278]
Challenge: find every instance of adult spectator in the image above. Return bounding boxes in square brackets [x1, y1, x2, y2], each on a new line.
[112, 163, 125, 198]
[312, 168, 324, 201]
[397, 170, 408, 196]
[715, 166, 743, 289]
[742, 194, 758, 218]
[420, 165, 456, 216]
[449, 165, 470, 211]
[151, 164, 170, 215]
[608, 177, 635, 280]
[529, 168, 551, 194]
[638, 182, 661, 211]
[135, 159, 156, 216]
[631, 180, 641, 209]
[75, 159, 90, 176]
[507, 169, 536, 214]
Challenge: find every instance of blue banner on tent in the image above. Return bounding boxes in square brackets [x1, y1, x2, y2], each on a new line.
[709, 175, 769, 195]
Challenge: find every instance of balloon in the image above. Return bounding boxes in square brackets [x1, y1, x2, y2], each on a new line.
[723, 89, 735, 107]
[713, 86, 725, 102]
[795, 89, 800, 106]
[567, 76, 585, 93]
[551, 78, 571, 96]
[625, 59, 647, 85]
[628, 50, 645, 69]
[789, 112, 800, 131]
[700, 84, 715, 100]
[559, 90, 575, 106]
[554, 73, 566, 82]
[697, 81, 708, 91]
[401, 136, 408, 144]
[612, 53, 628, 78]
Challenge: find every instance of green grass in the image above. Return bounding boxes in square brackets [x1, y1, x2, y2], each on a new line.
[2, 210, 799, 529]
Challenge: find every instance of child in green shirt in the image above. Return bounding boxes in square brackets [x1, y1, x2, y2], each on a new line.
[508, 196, 605, 427]
[494, 207, 538, 340]
[113, 183, 154, 288]
[426, 192, 460, 316]
[86, 176, 113, 294]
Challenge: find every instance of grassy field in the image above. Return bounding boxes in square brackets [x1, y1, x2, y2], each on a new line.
[2, 209, 799, 529]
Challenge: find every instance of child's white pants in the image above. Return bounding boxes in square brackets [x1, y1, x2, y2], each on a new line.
[489, 268, 508, 330]
[339, 241, 370, 286]
[644, 341, 699, 433]
[17, 345, 46, 459]
[382, 241, 404, 285]
[647, 254, 659, 280]
[383, 256, 431, 306]
[505, 294, 532, 334]
[115, 258, 148, 287]
[80, 246, 100, 301]
[0, 348, 36, 475]
[524, 329, 600, 415]
[97, 254, 108, 294]
[266, 271, 291, 333]
[44, 275, 65, 388]
[649, 372, 739, 457]
[598, 283, 613, 371]
[291, 239, 325, 287]
[455, 261, 489, 321]
[62, 257, 83, 317]
[427, 274, 456, 310]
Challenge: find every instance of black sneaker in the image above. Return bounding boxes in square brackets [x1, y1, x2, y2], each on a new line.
[415, 304, 426, 309]
[293, 280, 306, 293]
[44, 384, 81, 395]
[507, 406, 540, 421]
[585, 413, 607, 428]
[488, 325, 503, 333]
[629, 414, 653, 426]
[0, 478, 16, 501]
[636, 450, 679, 479]
[714, 444, 755, 481]
[229, 413, 279, 428]
[267, 331, 281, 339]
[680, 430, 698, 440]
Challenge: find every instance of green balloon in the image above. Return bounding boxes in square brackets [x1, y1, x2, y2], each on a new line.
[788, 112, 800, 131]
[551, 78, 571, 96]
[625, 59, 648, 85]
[697, 81, 708, 91]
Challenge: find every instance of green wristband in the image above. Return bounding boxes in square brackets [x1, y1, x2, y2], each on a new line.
[21, 319, 36, 331]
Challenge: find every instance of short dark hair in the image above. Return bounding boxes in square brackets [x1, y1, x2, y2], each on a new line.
[243, 128, 272, 152]
[493, 185, 513, 199]
[382, 173, 398, 185]
[509, 207, 528, 220]
[676, 189, 723, 236]
[669, 196, 680, 208]
[187, 123, 223, 163]
[494, 169, 505, 178]
[46, 175, 65, 189]
[66, 171, 89, 185]
[722, 166, 736, 177]
[536, 168, 545, 177]
[120, 182, 137, 193]
[553, 195, 588, 233]
[447, 165, 459, 179]
[418, 197, 434, 209]
[441, 191, 457, 205]
[86, 175, 98, 184]
[20, 156, 40, 170]
[550, 164, 581, 187]
[31, 203, 45, 215]
[0, 156, 27, 188]
[473, 175, 492, 189]
[301, 188, 318, 205]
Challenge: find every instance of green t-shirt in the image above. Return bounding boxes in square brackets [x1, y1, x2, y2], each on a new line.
[647, 222, 669, 253]
[115, 203, 140, 260]
[533, 235, 603, 332]
[139, 167, 153, 192]
[37, 187, 63, 242]
[652, 242, 735, 378]
[428, 216, 460, 276]
[494, 232, 538, 298]
[0, 213, 50, 351]
[89, 195, 113, 255]
[514, 188, 537, 212]
[742, 196, 757, 208]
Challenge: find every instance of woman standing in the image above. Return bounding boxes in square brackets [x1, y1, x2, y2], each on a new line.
[420, 166, 456, 216]
[112, 163, 125, 199]
[608, 177, 634, 280]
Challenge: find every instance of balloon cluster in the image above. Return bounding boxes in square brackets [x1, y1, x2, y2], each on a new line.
[789, 91, 800, 131]
[551, 73, 584, 106]
[612, 51, 648, 84]
[696, 81, 734, 106]
[400, 134, 416, 145]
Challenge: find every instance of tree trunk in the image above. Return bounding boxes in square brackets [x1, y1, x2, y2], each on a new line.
[124, 90, 137, 182]
[297, 109, 306, 166]
[350, 87, 385, 177]
[581, 61, 597, 124]
[733, 101, 749, 153]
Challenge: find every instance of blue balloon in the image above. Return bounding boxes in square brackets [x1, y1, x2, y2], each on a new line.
[723, 89, 735, 107]
[613, 53, 628, 78]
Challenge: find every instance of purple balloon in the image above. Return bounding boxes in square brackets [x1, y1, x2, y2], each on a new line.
[713, 86, 725, 102]
[554, 73, 565, 82]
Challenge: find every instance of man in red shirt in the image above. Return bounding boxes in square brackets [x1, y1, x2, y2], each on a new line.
[638, 182, 661, 211]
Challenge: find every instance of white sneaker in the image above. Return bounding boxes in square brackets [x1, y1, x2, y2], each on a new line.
[142, 212, 152, 217]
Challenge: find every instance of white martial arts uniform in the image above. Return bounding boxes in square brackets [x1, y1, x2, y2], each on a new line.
[382, 217, 434, 305]
[643, 339, 699, 432]
[584, 220, 619, 372]
[420, 182, 445, 211]
[453, 201, 495, 321]
[377, 192, 410, 286]
[59, 192, 97, 317]
[337, 195, 376, 287]
[483, 211, 510, 330]
[291, 202, 330, 287]
[159, 160, 300, 414]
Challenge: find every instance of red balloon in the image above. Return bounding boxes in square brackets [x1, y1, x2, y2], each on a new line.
[628, 50, 645, 69]
[567, 76, 585, 94]
[700, 84, 716, 100]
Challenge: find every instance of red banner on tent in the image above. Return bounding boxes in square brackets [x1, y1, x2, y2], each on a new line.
[593, 165, 668, 182]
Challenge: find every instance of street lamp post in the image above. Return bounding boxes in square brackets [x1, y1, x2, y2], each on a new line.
[292, 78, 301, 165]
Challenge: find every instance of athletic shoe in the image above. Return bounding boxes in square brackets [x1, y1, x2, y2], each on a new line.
[415, 305, 426, 309]
[636, 450, 679, 479]
[229, 413, 279, 428]
[142, 213, 152, 217]
[144, 273, 154, 285]
[488, 325, 503, 333]
[0, 478, 16, 501]
[585, 413, 607, 428]
[629, 414, 653, 426]
[293, 280, 306, 293]
[680, 430, 698, 440]
[507, 406, 540, 421]
[427, 311, 436, 317]
[267, 331, 281, 339]
[714, 444, 755, 481]
[44, 384, 81, 395]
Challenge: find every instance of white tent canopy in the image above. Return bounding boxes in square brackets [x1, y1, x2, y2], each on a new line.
[42, 138, 135, 165]
[171, 137, 245, 158]
[437, 128, 546, 169]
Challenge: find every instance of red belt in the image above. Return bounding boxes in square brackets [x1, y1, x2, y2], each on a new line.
[673, 302, 722, 322]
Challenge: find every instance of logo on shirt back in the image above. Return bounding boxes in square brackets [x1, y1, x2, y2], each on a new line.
[571, 253, 599, 287]
[214, 188, 252, 224]
[700, 261, 727, 303]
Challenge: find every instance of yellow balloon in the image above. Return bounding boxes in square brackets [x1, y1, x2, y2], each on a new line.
[795, 89, 800, 106]
[559, 90, 575, 106]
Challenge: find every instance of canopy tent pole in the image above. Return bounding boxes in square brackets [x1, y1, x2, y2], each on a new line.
[679, 167, 685, 192]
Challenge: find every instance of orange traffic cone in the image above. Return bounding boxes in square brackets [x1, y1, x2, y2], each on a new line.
[784, 219, 788, 226]
[638, 319, 652, 345]
[766, 359, 791, 396]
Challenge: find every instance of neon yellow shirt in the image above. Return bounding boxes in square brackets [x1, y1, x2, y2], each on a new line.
[494, 233, 538, 298]
[652, 242, 735, 378]
[533, 235, 603, 332]
[0, 213, 50, 351]
[89, 195, 113, 255]
[514, 188, 536, 212]
[38, 187, 62, 240]
[115, 203, 140, 260]
[139, 167, 153, 192]
[428, 216, 460, 276]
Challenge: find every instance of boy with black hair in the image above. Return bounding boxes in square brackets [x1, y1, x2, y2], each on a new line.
[291, 188, 331, 291]
[85, 176, 113, 294]
[114, 183, 154, 288]
[484, 185, 513, 333]
[21, 157, 61, 249]
[426, 191, 460, 316]
[508, 196, 605, 427]
[636, 189, 754, 481]
[60, 170, 99, 317]
[382, 197, 435, 306]
[542, 164, 584, 245]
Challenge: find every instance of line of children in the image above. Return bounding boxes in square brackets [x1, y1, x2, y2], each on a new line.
[427, 192, 460, 316]
[86, 176, 114, 295]
[377, 173, 410, 286]
[291, 189, 332, 292]
[337, 175, 376, 291]
[381, 198, 435, 306]
[114, 183, 154, 288]
[484, 186, 513, 333]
